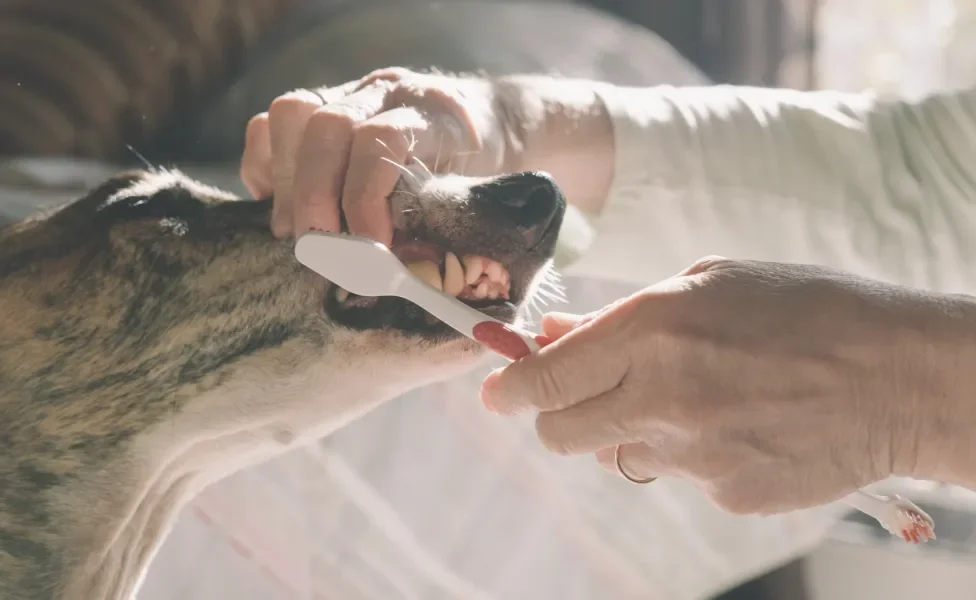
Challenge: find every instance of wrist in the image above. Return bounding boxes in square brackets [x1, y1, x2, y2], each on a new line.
[894, 290, 976, 487]
[487, 75, 616, 215]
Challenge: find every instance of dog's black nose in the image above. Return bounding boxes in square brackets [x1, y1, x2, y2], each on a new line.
[471, 171, 565, 247]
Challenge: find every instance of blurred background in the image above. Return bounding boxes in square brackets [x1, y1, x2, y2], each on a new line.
[2, 1, 976, 599]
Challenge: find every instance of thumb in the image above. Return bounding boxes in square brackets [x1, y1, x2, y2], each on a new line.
[541, 312, 588, 340]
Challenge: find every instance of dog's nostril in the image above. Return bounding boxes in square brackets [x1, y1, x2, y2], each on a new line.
[477, 171, 562, 232]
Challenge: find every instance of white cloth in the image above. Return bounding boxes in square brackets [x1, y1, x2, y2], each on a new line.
[577, 84, 976, 292]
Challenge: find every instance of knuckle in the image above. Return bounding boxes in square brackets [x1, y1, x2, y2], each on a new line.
[365, 66, 412, 84]
[354, 120, 403, 142]
[352, 122, 407, 157]
[532, 366, 568, 411]
[245, 112, 269, 139]
[306, 107, 357, 135]
[268, 90, 320, 117]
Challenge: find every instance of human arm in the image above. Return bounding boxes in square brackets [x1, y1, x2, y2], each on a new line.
[240, 70, 976, 293]
[494, 77, 976, 292]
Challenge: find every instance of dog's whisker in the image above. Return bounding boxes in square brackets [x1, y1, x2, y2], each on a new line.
[379, 156, 420, 184]
[434, 132, 445, 174]
[374, 139, 420, 185]
[125, 145, 157, 172]
[374, 138, 401, 162]
[404, 127, 420, 155]
[411, 156, 434, 180]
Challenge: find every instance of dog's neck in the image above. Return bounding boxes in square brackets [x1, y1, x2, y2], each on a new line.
[0, 173, 457, 599]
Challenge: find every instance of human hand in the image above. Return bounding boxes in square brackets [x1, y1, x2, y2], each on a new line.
[240, 67, 508, 242]
[480, 257, 966, 515]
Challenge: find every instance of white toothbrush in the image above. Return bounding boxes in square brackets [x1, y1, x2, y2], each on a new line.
[843, 489, 935, 543]
[294, 231, 936, 543]
[294, 231, 548, 361]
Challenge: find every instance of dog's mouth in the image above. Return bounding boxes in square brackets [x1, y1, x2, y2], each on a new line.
[325, 230, 545, 337]
[390, 233, 513, 304]
[323, 170, 566, 339]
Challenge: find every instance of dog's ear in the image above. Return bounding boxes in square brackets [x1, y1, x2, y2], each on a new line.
[0, 171, 155, 277]
[55, 170, 154, 225]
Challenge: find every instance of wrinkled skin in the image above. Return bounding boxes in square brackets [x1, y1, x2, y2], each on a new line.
[481, 257, 975, 515]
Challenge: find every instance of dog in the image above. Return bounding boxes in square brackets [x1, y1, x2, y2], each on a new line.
[0, 166, 566, 600]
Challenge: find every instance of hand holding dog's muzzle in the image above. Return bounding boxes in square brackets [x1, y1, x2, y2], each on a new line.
[240, 68, 506, 243]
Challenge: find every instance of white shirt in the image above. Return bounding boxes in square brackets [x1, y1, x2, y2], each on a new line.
[569, 84, 976, 294]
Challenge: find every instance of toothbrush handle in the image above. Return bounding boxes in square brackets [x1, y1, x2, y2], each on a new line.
[398, 277, 552, 360]
[472, 321, 553, 361]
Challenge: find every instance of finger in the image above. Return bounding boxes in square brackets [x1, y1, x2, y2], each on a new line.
[290, 84, 390, 237]
[534, 386, 643, 455]
[480, 309, 630, 415]
[595, 442, 668, 482]
[540, 312, 590, 340]
[341, 105, 431, 244]
[240, 112, 272, 199]
[267, 89, 325, 237]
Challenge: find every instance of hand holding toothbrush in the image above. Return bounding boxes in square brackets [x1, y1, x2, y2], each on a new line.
[480, 257, 976, 541]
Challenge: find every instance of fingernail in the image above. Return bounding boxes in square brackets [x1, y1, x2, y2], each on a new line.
[544, 312, 583, 325]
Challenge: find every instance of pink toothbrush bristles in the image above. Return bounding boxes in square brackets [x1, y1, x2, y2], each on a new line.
[845, 490, 935, 544]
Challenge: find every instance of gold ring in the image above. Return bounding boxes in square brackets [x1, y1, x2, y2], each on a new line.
[614, 444, 656, 484]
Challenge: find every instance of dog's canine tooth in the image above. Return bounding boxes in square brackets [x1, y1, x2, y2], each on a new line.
[444, 252, 465, 296]
[406, 260, 443, 290]
[334, 287, 350, 303]
[485, 260, 504, 282]
[462, 255, 484, 285]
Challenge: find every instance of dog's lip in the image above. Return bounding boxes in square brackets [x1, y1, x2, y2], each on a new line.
[389, 236, 444, 266]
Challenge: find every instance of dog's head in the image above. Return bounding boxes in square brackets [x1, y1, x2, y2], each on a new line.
[2, 166, 566, 422]
[0, 167, 566, 600]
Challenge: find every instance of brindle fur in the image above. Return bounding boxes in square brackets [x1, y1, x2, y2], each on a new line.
[0, 168, 563, 599]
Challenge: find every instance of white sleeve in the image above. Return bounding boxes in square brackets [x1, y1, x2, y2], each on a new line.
[563, 84, 976, 293]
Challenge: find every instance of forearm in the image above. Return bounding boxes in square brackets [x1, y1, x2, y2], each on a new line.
[494, 76, 976, 291]
[909, 290, 976, 490]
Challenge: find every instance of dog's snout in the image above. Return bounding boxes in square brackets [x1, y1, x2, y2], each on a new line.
[472, 171, 564, 247]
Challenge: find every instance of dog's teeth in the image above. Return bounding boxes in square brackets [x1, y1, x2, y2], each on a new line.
[463, 256, 484, 285]
[335, 287, 350, 303]
[444, 252, 465, 297]
[485, 261, 504, 282]
[475, 281, 489, 298]
[487, 287, 499, 300]
[407, 260, 443, 291]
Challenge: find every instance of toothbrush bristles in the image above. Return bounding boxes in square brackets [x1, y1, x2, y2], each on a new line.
[899, 510, 935, 544]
